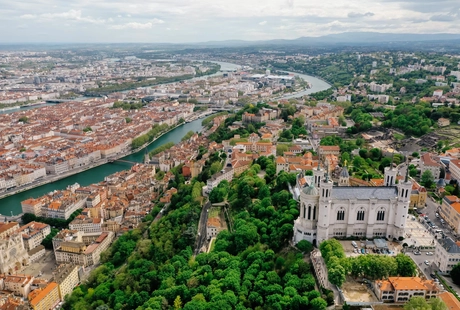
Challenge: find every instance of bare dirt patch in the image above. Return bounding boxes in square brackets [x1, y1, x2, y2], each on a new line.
[341, 277, 379, 303]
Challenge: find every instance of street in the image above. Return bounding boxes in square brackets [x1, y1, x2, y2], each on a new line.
[194, 201, 211, 255]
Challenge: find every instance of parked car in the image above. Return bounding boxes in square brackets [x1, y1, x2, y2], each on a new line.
[426, 252, 434, 256]
[424, 260, 430, 265]
[351, 241, 358, 248]
[436, 213, 439, 218]
[414, 251, 421, 255]
[361, 248, 365, 254]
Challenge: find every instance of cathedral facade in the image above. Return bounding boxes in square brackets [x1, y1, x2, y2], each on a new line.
[293, 165, 411, 246]
[0, 233, 30, 274]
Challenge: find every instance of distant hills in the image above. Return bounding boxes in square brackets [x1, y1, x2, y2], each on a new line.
[192, 32, 460, 47]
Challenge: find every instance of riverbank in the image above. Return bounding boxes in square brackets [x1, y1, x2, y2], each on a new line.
[0, 113, 207, 202]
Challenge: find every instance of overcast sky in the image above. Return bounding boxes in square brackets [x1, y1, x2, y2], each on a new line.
[1, 0, 460, 43]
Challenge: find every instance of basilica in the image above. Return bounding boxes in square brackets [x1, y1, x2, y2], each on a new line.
[293, 164, 411, 246]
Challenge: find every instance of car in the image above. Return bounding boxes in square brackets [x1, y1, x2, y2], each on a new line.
[426, 252, 434, 256]
[424, 260, 430, 265]
[361, 248, 365, 254]
[436, 213, 440, 218]
[414, 251, 421, 255]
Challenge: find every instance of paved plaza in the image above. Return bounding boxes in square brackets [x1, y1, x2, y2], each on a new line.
[21, 250, 56, 280]
[405, 219, 436, 249]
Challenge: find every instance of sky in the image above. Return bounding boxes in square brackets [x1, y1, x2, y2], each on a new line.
[1, 0, 460, 43]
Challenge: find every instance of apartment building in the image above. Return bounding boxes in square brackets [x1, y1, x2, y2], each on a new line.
[0, 274, 34, 298]
[52, 230, 83, 253]
[435, 237, 460, 275]
[420, 153, 441, 179]
[69, 217, 103, 233]
[374, 277, 440, 303]
[206, 167, 234, 194]
[28, 245, 46, 263]
[17, 221, 51, 251]
[54, 231, 114, 267]
[28, 282, 60, 310]
[21, 198, 45, 217]
[0, 221, 20, 239]
[41, 195, 86, 220]
[318, 145, 340, 160]
[449, 159, 460, 181]
[53, 264, 80, 300]
[439, 195, 460, 234]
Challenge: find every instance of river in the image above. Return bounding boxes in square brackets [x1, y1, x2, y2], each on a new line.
[0, 118, 204, 216]
[0, 60, 331, 216]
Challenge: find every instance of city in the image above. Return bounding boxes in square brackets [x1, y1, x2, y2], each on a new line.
[1, 1, 460, 310]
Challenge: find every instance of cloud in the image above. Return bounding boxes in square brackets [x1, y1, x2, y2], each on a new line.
[20, 14, 36, 19]
[348, 12, 375, 18]
[259, 20, 267, 25]
[110, 19, 163, 30]
[430, 8, 460, 22]
[24, 9, 106, 24]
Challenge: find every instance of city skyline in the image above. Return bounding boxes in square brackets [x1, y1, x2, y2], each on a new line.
[1, 0, 460, 43]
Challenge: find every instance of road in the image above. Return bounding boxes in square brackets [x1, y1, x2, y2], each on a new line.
[194, 201, 211, 255]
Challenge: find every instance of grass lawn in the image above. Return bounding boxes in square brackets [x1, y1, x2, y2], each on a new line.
[393, 133, 405, 140]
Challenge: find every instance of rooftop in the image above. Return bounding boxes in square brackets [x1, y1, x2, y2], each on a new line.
[331, 186, 398, 200]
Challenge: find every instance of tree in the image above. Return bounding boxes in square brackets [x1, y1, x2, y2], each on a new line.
[18, 116, 28, 123]
[310, 297, 327, 310]
[421, 170, 435, 188]
[429, 297, 448, 310]
[450, 263, 460, 285]
[403, 297, 431, 310]
[395, 253, 417, 277]
[174, 295, 183, 309]
[295, 240, 313, 253]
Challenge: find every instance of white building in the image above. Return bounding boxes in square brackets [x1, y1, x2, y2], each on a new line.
[17, 221, 51, 251]
[206, 167, 234, 194]
[434, 237, 460, 275]
[293, 165, 411, 246]
[420, 153, 441, 179]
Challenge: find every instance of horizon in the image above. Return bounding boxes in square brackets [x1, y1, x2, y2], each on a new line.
[1, 31, 460, 46]
[1, 0, 460, 43]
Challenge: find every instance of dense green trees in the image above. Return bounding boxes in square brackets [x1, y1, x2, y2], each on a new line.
[64, 161, 330, 309]
[404, 296, 447, 310]
[450, 263, 460, 285]
[278, 117, 307, 142]
[132, 124, 169, 149]
[149, 142, 175, 157]
[421, 170, 435, 188]
[320, 240, 417, 286]
[22, 209, 82, 230]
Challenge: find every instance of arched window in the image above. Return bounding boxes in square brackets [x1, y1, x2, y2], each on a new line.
[377, 210, 385, 221]
[308, 205, 312, 220]
[313, 206, 317, 220]
[337, 209, 345, 221]
[302, 205, 306, 219]
[357, 210, 365, 221]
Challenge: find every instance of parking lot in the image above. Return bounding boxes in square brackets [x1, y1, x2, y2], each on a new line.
[340, 240, 401, 257]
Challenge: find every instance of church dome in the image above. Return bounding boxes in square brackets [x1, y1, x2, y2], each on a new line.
[303, 184, 318, 196]
[340, 166, 349, 178]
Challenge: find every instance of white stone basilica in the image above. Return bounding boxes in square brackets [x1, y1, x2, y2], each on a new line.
[293, 164, 411, 246]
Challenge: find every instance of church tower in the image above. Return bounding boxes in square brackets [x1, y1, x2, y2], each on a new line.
[384, 156, 398, 186]
[339, 165, 350, 187]
[313, 163, 323, 188]
[317, 170, 333, 244]
[394, 163, 412, 238]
